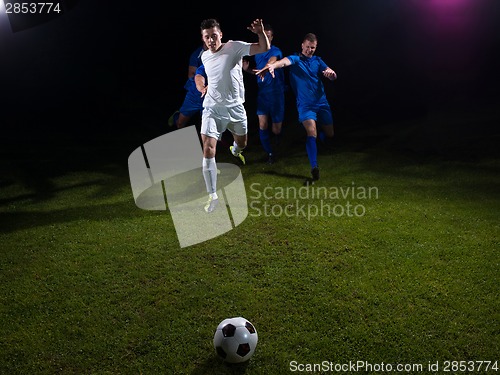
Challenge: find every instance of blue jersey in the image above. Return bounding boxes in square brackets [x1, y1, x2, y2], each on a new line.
[189, 46, 204, 67]
[287, 53, 329, 107]
[179, 46, 206, 117]
[184, 46, 205, 92]
[254, 45, 285, 95]
[195, 64, 206, 78]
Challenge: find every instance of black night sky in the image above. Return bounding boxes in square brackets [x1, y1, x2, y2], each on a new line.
[1, 0, 499, 156]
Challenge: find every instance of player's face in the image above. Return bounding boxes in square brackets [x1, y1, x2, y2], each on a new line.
[301, 40, 317, 58]
[265, 30, 273, 43]
[202, 27, 223, 52]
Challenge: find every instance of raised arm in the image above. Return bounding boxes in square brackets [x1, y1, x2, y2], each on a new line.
[247, 19, 270, 56]
[253, 57, 292, 80]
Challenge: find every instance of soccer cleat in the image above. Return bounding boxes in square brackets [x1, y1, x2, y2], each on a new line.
[204, 196, 219, 213]
[230, 146, 246, 165]
[168, 110, 180, 127]
[311, 166, 320, 181]
[267, 153, 275, 164]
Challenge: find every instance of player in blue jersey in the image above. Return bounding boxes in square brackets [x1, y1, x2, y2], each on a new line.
[195, 18, 270, 213]
[243, 24, 285, 164]
[168, 44, 208, 129]
[255, 33, 337, 181]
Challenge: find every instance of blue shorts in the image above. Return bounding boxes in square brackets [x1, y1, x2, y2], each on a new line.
[297, 101, 333, 125]
[179, 89, 204, 118]
[256, 90, 285, 124]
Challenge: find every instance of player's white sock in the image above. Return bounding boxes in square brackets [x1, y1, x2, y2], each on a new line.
[231, 141, 244, 155]
[202, 157, 217, 194]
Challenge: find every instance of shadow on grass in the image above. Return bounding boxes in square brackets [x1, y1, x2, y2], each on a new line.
[257, 170, 308, 182]
[350, 140, 500, 189]
[191, 355, 251, 375]
[0, 179, 107, 206]
[0, 200, 161, 235]
[2, 108, 499, 237]
[1, 158, 125, 199]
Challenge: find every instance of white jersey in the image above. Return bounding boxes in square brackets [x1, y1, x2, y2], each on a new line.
[201, 40, 252, 108]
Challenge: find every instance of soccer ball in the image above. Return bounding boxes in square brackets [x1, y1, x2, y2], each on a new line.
[213, 317, 258, 363]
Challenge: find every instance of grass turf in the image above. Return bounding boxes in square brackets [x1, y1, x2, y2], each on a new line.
[0, 128, 499, 374]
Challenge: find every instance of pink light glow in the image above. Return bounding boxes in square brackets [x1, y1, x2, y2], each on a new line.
[404, 0, 486, 83]
[428, 0, 469, 8]
[408, 0, 479, 36]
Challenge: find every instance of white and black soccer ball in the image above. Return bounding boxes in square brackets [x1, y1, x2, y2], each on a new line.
[213, 317, 258, 363]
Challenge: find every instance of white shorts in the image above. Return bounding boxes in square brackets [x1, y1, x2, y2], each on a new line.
[201, 105, 248, 140]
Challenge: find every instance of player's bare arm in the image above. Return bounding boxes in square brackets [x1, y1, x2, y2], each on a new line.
[267, 56, 278, 65]
[248, 19, 270, 56]
[254, 57, 291, 80]
[187, 65, 198, 79]
[195, 74, 207, 97]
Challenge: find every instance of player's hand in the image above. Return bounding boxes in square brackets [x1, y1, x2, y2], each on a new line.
[198, 85, 207, 98]
[247, 19, 264, 34]
[322, 68, 337, 81]
[253, 63, 275, 81]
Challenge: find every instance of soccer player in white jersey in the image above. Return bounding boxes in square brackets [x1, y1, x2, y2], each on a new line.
[195, 18, 270, 213]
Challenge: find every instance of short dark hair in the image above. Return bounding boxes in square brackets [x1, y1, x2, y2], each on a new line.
[200, 18, 221, 31]
[264, 24, 273, 34]
[303, 33, 318, 43]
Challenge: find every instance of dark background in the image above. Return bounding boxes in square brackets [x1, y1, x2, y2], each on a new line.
[1, 0, 499, 157]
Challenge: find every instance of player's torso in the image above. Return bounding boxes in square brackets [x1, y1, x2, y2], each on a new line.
[289, 55, 325, 103]
[201, 42, 248, 106]
[255, 46, 284, 91]
[203, 43, 246, 85]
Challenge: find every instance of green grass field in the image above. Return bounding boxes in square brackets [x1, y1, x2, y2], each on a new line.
[1, 124, 499, 374]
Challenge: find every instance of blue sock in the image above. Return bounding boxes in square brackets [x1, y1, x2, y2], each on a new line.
[305, 136, 318, 168]
[259, 128, 273, 154]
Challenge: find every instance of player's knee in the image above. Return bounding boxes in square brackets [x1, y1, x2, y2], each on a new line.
[306, 128, 317, 137]
[203, 144, 216, 158]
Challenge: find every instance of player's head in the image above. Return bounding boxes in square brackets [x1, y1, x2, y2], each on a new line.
[301, 33, 318, 58]
[201, 19, 223, 53]
[264, 24, 274, 43]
